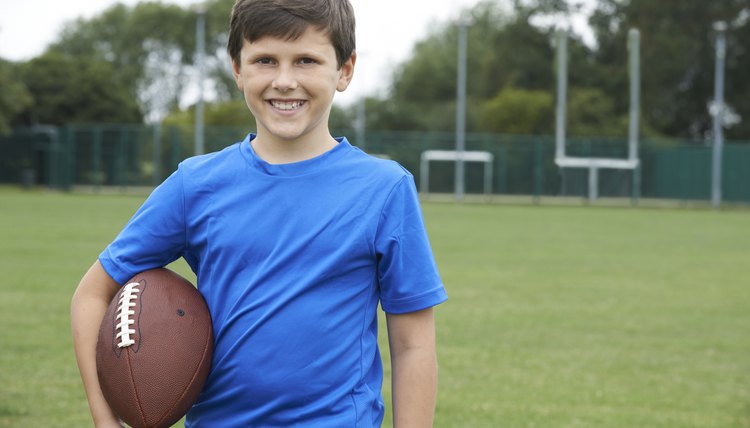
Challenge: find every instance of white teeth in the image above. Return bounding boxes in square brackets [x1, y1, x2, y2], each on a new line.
[271, 100, 304, 111]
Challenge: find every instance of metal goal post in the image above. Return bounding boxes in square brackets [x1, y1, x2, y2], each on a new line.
[554, 28, 641, 201]
[419, 150, 494, 197]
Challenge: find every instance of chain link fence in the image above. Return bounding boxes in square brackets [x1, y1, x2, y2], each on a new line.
[2, 124, 749, 205]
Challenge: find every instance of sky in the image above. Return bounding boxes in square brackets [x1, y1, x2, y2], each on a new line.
[0, 0, 593, 106]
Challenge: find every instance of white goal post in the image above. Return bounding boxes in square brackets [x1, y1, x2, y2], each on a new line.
[420, 150, 494, 197]
[554, 28, 641, 201]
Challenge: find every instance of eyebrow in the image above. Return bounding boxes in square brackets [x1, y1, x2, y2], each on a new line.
[246, 49, 329, 61]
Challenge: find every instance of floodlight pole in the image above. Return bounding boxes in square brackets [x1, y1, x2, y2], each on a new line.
[455, 17, 470, 201]
[555, 29, 568, 161]
[628, 29, 641, 203]
[711, 21, 727, 209]
[195, 7, 206, 156]
[627, 29, 640, 163]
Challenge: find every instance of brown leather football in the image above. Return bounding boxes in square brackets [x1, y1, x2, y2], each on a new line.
[96, 268, 213, 428]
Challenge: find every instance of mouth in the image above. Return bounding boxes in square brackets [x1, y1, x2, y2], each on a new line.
[268, 99, 307, 111]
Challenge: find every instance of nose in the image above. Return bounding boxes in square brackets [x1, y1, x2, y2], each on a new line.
[272, 65, 298, 92]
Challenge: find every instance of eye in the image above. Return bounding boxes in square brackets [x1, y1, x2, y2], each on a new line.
[255, 57, 275, 65]
[298, 57, 317, 65]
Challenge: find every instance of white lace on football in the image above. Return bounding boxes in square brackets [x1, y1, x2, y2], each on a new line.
[115, 282, 141, 348]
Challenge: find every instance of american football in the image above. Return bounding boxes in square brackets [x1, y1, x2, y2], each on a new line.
[96, 268, 213, 428]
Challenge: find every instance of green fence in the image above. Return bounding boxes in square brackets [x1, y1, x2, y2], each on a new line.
[2, 124, 749, 205]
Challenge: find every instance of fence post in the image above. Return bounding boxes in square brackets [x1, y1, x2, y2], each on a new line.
[534, 139, 543, 203]
[117, 127, 128, 192]
[631, 163, 641, 206]
[62, 126, 74, 191]
[93, 126, 103, 192]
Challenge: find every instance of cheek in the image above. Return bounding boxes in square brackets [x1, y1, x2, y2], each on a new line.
[243, 95, 261, 118]
[236, 74, 257, 95]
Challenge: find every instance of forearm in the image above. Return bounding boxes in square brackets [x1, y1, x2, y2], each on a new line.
[390, 344, 438, 427]
[71, 261, 123, 427]
[386, 308, 439, 428]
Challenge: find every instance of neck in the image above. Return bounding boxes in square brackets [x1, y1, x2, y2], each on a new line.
[252, 132, 338, 165]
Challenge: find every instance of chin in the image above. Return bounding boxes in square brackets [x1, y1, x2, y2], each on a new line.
[261, 120, 328, 143]
[266, 127, 308, 141]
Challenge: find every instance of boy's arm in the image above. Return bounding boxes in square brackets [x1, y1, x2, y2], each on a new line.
[386, 307, 438, 428]
[70, 260, 124, 427]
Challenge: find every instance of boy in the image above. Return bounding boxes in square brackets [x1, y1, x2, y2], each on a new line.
[71, 0, 447, 426]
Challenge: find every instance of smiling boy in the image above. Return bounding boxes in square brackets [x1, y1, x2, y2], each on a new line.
[232, 23, 346, 163]
[71, 0, 447, 426]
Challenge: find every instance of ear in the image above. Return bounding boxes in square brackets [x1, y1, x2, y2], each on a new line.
[232, 58, 243, 90]
[336, 52, 357, 92]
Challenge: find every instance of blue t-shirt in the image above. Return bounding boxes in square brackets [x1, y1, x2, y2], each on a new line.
[99, 134, 447, 427]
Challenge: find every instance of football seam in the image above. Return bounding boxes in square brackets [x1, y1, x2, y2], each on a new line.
[154, 315, 213, 427]
[126, 348, 149, 428]
[115, 282, 141, 348]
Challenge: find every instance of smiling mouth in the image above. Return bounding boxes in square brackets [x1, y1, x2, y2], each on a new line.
[269, 100, 306, 111]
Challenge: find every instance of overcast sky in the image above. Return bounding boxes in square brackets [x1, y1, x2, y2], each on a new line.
[0, 0, 593, 105]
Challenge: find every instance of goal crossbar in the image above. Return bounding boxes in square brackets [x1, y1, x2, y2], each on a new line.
[420, 150, 494, 197]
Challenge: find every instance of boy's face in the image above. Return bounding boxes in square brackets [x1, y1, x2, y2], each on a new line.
[232, 26, 355, 146]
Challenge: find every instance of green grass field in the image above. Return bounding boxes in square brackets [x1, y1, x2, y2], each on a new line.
[1, 187, 749, 427]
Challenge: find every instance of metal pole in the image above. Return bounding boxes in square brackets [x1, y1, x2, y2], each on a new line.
[628, 29, 640, 162]
[555, 29, 568, 161]
[711, 21, 727, 209]
[455, 18, 469, 201]
[195, 7, 206, 156]
[628, 29, 641, 205]
[484, 161, 493, 200]
[588, 166, 599, 202]
[420, 153, 429, 197]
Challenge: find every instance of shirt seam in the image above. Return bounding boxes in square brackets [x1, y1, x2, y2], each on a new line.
[381, 283, 446, 307]
[371, 173, 410, 257]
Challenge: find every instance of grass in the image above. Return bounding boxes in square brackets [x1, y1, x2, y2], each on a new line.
[0, 187, 748, 427]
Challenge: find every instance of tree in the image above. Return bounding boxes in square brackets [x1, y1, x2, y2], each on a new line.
[201, 0, 243, 102]
[723, 7, 750, 139]
[479, 86, 554, 134]
[49, 2, 201, 121]
[365, 0, 602, 134]
[45, 0, 242, 123]
[14, 52, 141, 125]
[364, 0, 750, 140]
[164, 100, 253, 128]
[377, 1, 522, 132]
[0, 59, 32, 134]
[566, 88, 625, 137]
[589, 0, 750, 139]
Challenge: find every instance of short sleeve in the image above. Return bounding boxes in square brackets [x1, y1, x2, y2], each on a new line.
[375, 174, 447, 314]
[99, 166, 187, 284]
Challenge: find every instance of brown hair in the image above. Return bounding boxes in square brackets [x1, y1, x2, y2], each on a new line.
[228, 0, 356, 69]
